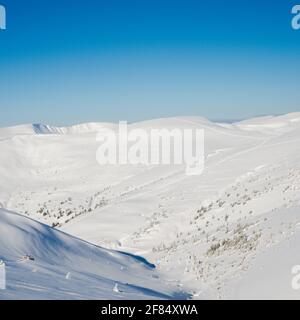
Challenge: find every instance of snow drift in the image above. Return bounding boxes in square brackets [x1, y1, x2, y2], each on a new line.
[0, 208, 187, 300]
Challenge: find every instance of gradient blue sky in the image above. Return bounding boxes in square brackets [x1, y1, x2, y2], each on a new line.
[0, 0, 299, 126]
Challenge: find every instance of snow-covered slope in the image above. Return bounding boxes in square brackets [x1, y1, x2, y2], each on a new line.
[1, 112, 300, 299]
[0, 122, 117, 140]
[0, 208, 187, 300]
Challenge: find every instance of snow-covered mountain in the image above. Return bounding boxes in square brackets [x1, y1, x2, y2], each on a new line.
[1, 112, 300, 299]
[0, 122, 118, 139]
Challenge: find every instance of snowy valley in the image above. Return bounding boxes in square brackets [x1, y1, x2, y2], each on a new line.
[1, 113, 300, 299]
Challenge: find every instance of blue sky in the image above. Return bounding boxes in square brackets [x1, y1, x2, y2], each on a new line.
[0, 0, 299, 126]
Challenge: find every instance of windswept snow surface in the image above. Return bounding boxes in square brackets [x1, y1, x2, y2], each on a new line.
[1, 113, 300, 299]
[0, 208, 187, 300]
